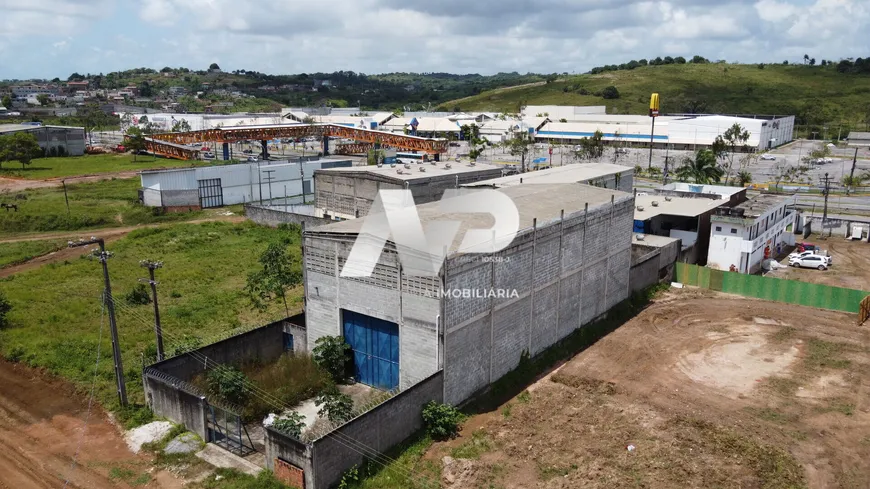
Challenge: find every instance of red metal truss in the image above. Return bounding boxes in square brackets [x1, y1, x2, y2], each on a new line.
[334, 143, 374, 155]
[143, 137, 199, 160]
[146, 123, 448, 160]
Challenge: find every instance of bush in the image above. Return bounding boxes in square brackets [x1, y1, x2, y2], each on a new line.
[601, 85, 620, 99]
[421, 401, 463, 440]
[124, 283, 152, 306]
[206, 366, 250, 406]
[243, 353, 333, 421]
[316, 387, 354, 424]
[0, 291, 11, 328]
[272, 411, 306, 438]
[313, 336, 351, 383]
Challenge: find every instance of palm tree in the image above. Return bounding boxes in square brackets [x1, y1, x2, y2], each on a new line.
[674, 149, 724, 184]
[737, 171, 752, 187]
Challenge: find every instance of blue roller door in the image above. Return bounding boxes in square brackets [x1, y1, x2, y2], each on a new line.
[342, 310, 399, 390]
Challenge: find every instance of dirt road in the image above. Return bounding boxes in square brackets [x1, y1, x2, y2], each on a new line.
[0, 360, 182, 489]
[0, 172, 143, 192]
[430, 290, 870, 489]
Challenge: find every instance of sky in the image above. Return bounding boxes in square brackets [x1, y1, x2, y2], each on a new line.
[0, 0, 868, 80]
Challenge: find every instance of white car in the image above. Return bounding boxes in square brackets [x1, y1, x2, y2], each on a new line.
[789, 254, 831, 270]
[760, 154, 776, 161]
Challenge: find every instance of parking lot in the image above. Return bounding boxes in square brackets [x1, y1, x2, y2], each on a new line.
[768, 235, 870, 289]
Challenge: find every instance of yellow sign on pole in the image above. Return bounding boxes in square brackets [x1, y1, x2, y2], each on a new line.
[649, 93, 660, 117]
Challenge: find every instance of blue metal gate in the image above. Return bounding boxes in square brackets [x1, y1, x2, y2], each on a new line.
[342, 310, 399, 390]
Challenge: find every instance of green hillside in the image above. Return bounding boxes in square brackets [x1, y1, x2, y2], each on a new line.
[438, 63, 870, 131]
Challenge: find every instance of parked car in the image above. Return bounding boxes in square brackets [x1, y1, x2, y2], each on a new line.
[202, 152, 215, 160]
[789, 254, 831, 270]
[246, 155, 259, 162]
[760, 153, 776, 161]
[242, 149, 253, 154]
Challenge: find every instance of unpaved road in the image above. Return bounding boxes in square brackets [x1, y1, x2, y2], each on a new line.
[429, 290, 870, 489]
[0, 172, 142, 192]
[0, 360, 182, 489]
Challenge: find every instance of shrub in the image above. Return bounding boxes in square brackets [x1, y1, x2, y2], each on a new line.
[421, 401, 463, 440]
[316, 387, 354, 424]
[206, 366, 250, 406]
[243, 353, 333, 421]
[272, 411, 306, 438]
[313, 336, 351, 383]
[601, 85, 620, 99]
[0, 291, 11, 328]
[124, 283, 152, 306]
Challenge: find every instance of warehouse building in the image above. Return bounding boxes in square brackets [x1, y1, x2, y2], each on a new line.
[302, 182, 634, 405]
[313, 162, 504, 220]
[0, 124, 85, 156]
[536, 114, 795, 150]
[707, 194, 797, 274]
[463, 163, 633, 193]
[139, 159, 351, 210]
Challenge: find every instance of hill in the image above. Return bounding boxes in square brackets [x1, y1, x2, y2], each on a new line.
[438, 63, 870, 131]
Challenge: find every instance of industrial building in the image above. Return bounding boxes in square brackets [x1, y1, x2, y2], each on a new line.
[139, 159, 351, 210]
[313, 162, 504, 220]
[846, 131, 870, 147]
[123, 112, 287, 132]
[463, 163, 633, 193]
[0, 124, 85, 156]
[707, 194, 797, 274]
[655, 182, 747, 206]
[536, 114, 795, 150]
[302, 182, 634, 404]
[521, 105, 607, 120]
[633, 194, 727, 264]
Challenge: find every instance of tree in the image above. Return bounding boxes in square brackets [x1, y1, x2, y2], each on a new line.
[0, 132, 41, 169]
[711, 123, 750, 185]
[674, 149, 724, 184]
[79, 103, 111, 141]
[0, 290, 11, 328]
[691, 55, 709, 64]
[206, 366, 250, 406]
[573, 130, 605, 161]
[842, 174, 865, 193]
[810, 58, 816, 66]
[125, 127, 146, 161]
[504, 131, 535, 172]
[209, 62, 221, 71]
[2, 94, 12, 108]
[737, 171, 753, 187]
[804, 54, 809, 65]
[772, 161, 796, 190]
[601, 86, 620, 99]
[674, 56, 687, 64]
[421, 401, 463, 441]
[160, 66, 173, 73]
[36, 94, 51, 106]
[663, 56, 675, 64]
[460, 124, 486, 160]
[171, 119, 191, 132]
[245, 242, 302, 316]
[312, 336, 351, 383]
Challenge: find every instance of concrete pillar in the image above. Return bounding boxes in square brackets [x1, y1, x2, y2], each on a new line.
[322, 137, 330, 156]
[222, 142, 230, 161]
[261, 140, 269, 160]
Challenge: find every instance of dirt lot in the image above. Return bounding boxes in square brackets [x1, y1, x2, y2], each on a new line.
[429, 289, 870, 489]
[770, 236, 870, 290]
[0, 359, 183, 489]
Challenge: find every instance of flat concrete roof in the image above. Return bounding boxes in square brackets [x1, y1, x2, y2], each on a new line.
[315, 161, 503, 182]
[462, 163, 631, 188]
[634, 194, 724, 221]
[729, 194, 792, 219]
[660, 182, 745, 199]
[632, 234, 679, 248]
[308, 183, 631, 253]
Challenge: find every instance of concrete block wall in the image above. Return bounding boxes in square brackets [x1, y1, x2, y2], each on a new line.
[442, 194, 634, 405]
[161, 189, 200, 207]
[304, 236, 440, 389]
[245, 204, 332, 228]
[142, 374, 208, 440]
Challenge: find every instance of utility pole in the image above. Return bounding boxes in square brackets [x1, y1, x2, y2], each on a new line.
[847, 147, 859, 196]
[139, 260, 164, 362]
[820, 172, 833, 237]
[69, 238, 127, 406]
[257, 159, 263, 204]
[61, 179, 70, 217]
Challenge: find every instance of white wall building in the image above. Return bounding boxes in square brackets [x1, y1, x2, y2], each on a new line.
[707, 194, 797, 274]
[522, 105, 607, 120]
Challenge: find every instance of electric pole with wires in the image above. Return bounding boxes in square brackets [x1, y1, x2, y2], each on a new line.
[820, 172, 833, 237]
[69, 237, 127, 406]
[139, 260, 165, 362]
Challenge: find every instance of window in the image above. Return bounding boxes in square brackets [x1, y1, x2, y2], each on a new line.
[715, 226, 722, 232]
[730, 228, 737, 234]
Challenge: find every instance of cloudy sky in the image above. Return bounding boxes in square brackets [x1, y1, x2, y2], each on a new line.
[0, 0, 867, 80]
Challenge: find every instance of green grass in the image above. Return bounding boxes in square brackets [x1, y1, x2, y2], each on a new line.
[0, 154, 208, 179]
[805, 339, 852, 369]
[451, 430, 493, 460]
[0, 221, 301, 415]
[195, 469, 287, 489]
[337, 434, 441, 489]
[0, 239, 65, 268]
[0, 177, 205, 234]
[439, 63, 870, 128]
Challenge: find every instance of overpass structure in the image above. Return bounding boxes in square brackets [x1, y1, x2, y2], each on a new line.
[142, 123, 448, 161]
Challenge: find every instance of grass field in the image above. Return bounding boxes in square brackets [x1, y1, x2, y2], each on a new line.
[0, 221, 301, 414]
[0, 154, 207, 179]
[0, 177, 207, 234]
[439, 63, 870, 127]
[0, 239, 65, 268]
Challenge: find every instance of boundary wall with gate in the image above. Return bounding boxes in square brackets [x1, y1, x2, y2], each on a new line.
[676, 263, 870, 313]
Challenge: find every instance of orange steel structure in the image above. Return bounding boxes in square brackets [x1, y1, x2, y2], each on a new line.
[143, 123, 447, 160]
[334, 142, 374, 155]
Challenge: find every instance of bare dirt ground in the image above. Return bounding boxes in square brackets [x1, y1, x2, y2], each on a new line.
[0, 359, 184, 489]
[770, 236, 870, 290]
[0, 172, 143, 192]
[430, 289, 870, 489]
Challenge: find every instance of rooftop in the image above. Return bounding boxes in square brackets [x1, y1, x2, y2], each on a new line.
[632, 234, 679, 248]
[0, 124, 84, 133]
[658, 182, 746, 199]
[463, 163, 631, 188]
[634, 194, 725, 220]
[308, 183, 631, 254]
[316, 161, 503, 182]
[725, 194, 793, 219]
[847, 131, 870, 144]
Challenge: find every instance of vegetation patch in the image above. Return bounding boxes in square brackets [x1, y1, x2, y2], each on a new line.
[0, 239, 65, 268]
[0, 153, 206, 179]
[333, 434, 441, 489]
[451, 430, 493, 460]
[805, 339, 851, 369]
[194, 468, 287, 489]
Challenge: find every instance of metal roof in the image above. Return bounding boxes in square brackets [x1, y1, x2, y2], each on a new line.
[634, 194, 724, 220]
[0, 124, 85, 133]
[307, 183, 632, 254]
[316, 161, 503, 182]
[463, 163, 631, 188]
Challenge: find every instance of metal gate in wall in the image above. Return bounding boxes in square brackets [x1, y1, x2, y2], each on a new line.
[342, 310, 400, 390]
[207, 403, 256, 456]
[198, 178, 224, 208]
